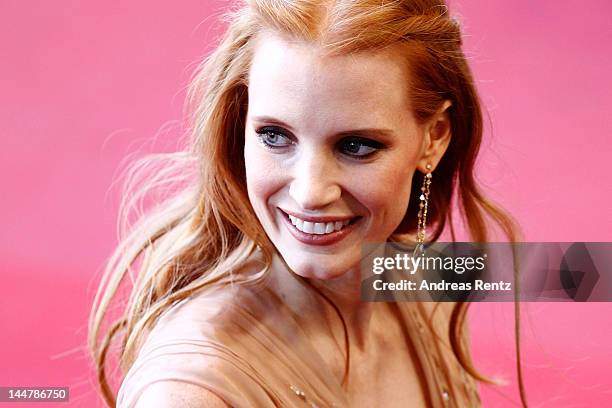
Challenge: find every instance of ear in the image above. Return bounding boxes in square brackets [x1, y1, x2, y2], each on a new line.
[417, 100, 452, 173]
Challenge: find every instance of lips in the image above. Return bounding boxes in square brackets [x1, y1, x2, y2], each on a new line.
[279, 208, 360, 246]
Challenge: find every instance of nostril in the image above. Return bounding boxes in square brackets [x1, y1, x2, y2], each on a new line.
[288, 181, 342, 210]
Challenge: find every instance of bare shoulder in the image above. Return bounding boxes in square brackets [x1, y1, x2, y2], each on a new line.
[135, 380, 231, 408]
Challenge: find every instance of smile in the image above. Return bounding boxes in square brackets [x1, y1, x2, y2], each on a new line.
[279, 209, 360, 246]
[288, 215, 350, 235]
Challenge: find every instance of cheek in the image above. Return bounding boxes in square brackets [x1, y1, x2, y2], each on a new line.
[372, 182, 413, 219]
[355, 163, 414, 228]
[244, 136, 284, 209]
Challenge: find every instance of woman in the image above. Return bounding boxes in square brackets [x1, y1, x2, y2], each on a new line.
[89, 0, 524, 406]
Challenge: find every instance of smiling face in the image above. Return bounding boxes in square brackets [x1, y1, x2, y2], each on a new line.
[244, 32, 432, 280]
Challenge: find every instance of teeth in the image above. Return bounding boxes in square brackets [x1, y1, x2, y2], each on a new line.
[302, 221, 314, 234]
[287, 213, 353, 235]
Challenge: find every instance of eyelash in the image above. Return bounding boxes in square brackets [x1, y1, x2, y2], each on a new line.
[254, 127, 385, 159]
[255, 127, 294, 150]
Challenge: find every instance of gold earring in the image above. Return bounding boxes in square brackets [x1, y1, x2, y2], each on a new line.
[416, 164, 433, 246]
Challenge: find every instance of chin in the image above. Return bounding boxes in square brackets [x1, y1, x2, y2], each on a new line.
[281, 252, 357, 281]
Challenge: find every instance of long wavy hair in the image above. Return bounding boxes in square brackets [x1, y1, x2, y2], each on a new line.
[89, 0, 526, 406]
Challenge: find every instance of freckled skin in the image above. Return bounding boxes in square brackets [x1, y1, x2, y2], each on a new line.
[244, 32, 427, 280]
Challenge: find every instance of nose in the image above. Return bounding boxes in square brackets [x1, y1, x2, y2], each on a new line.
[289, 151, 342, 210]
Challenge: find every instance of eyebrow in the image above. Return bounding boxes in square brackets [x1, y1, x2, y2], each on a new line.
[250, 115, 397, 139]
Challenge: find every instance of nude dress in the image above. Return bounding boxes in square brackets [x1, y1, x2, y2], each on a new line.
[116, 279, 482, 407]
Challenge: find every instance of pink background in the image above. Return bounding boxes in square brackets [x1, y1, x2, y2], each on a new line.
[1, 0, 610, 406]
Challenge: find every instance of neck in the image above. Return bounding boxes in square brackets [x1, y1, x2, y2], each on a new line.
[267, 254, 379, 350]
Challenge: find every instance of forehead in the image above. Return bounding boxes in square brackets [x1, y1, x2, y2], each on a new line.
[247, 32, 412, 128]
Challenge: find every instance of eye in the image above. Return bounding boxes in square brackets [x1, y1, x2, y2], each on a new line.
[255, 127, 293, 149]
[338, 137, 385, 158]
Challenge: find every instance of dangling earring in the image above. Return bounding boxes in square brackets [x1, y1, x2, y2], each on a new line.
[416, 164, 433, 246]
